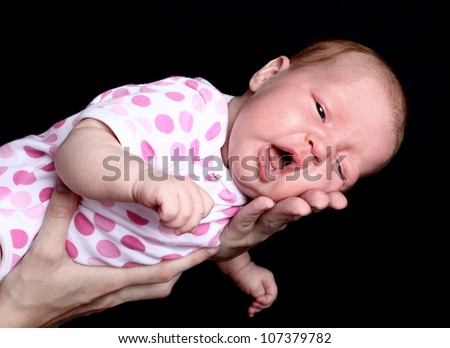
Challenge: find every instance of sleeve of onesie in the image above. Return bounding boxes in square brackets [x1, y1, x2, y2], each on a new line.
[76, 76, 229, 172]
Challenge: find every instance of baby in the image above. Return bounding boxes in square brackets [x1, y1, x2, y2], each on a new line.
[0, 39, 407, 317]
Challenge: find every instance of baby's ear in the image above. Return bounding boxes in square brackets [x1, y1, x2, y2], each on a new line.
[249, 56, 290, 92]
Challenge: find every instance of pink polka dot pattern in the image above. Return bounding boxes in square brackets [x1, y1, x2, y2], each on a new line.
[94, 213, 115, 232]
[219, 189, 237, 203]
[217, 97, 228, 114]
[13, 170, 36, 185]
[40, 162, 55, 172]
[121, 235, 146, 252]
[11, 254, 21, 269]
[190, 139, 200, 158]
[155, 114, 174, 134]
[141, 141, 155, 161]
[165, 91, 185, 101]
[199, 87, 213, 103]
[222, 206, 241, 216]
[185, 79, 199, 90]
[192, 93, 205, 112]
[97, 239, 121, 258]
[179, 111, 193, 132]
[205, 122, 221, 141]
[23, 204, 45, 219]
[136, 117, 152, 132]
[0, 186, 12, 201]
[0, 144, 13, 159]
[201, 156, 218, 168]
[123, 262, 144, 267]
[194, 223, 210, 236]
[208, 231, 222, 247]
[10, 191, 32, 208]
[161, 253, 182, 260]
[155, 80, 174, 86]
[109, 105, 129, 115]
[23, 146, 45, 158]
[125, 120, 137, 136]
[127, 210, 149, 225]
[39, 187, 53, 202]
[204, 174, 218, 182]
[10, 229, 28, 249]
[99, 90, 113, 101]
[53, 119, 66, 129]
[0, 209, 14, 217]
[112, 88, 130, 98]
[49, 145, 58, 156]
[140, 86, 157, 93]
[0, 166, 7, 175]
[42, 133, 57, 143]
[74, 212, 95, 235]
[171, 143, 186, 158]
[66, 239, 79, 258]
[131, 95, 151, 107]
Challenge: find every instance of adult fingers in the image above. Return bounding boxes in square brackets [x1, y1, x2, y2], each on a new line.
[112, 247, 219, 288]
[117, 274, 182, 302]
[253, 196, 312, 235]
[327, 191, 348, 210]
[298, 189, 330, 212]
[45, 274, 183, 327]
[299, 190, 348, 212]
[230, 196, 275, 230]
[31, 178, 79, 254]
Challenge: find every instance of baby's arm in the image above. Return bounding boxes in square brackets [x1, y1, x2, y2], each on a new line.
[54, 118, 213, 233]
[215, 252, 277, 317]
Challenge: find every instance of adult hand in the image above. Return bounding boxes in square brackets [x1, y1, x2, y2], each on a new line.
[215, 190, 347, 260]
[0, 179, 218, 328]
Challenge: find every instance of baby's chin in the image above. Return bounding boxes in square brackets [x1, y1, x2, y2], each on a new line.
[235, 180, 303, 202]
[233, 178, 262, 200]
[232, 170, 313, 202]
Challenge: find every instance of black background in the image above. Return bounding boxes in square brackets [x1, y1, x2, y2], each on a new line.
[3, 0, 447, 327]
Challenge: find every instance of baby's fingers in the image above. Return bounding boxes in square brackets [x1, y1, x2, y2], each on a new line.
[159, 195, 198, 233]
[248, 295, 273, 317]
[178, 188, 214, 234]
[160, 185, 214, 234]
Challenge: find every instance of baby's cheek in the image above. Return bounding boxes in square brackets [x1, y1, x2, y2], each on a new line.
[301, 165, 342, 192]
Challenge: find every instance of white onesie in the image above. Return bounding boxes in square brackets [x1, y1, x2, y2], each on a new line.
[0, 76, 248, 280]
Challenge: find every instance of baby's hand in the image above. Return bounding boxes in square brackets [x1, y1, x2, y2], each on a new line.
[134, 174, 214, 234]
[232, 262, 278, 317]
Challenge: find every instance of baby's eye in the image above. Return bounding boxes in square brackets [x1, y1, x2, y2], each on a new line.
[316, 102, 325, 121]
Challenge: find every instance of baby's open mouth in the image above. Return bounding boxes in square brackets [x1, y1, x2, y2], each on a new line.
[264, 145, 296, 171]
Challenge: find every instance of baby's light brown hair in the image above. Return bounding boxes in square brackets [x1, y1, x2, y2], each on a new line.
[290, 39, 407, 160]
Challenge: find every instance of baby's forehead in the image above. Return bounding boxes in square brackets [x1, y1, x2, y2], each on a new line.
[321, 54, 380, 83]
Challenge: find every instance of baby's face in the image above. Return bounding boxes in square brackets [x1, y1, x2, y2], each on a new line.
[226, 58, 396, 201]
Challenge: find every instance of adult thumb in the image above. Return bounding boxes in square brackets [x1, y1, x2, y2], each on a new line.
[36, 178, 79, 246]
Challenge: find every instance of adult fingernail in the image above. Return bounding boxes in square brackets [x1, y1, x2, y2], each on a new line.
[55, 178, 69, 193]
[207, 247, 219, 256]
